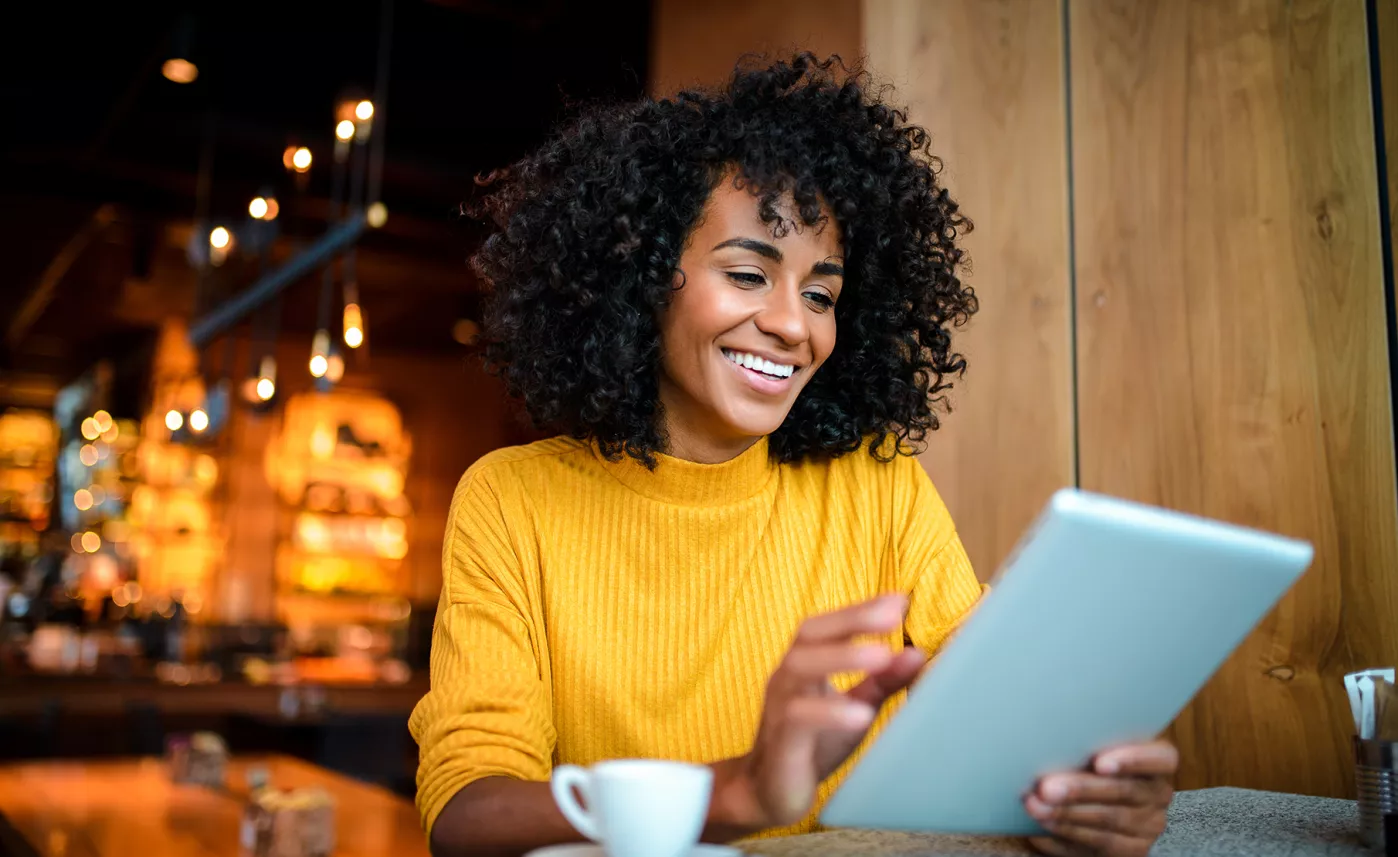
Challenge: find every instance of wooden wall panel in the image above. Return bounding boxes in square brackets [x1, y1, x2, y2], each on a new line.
[650, 0, 862, 96]
[864, 0, 1075, 579]
[1382, 0, 1398, 296]
[1072, 0, 1398, 797]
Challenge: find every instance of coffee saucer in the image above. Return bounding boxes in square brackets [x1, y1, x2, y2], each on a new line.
[524, 844, 743, 857]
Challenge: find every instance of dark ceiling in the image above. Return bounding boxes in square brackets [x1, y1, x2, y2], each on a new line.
[0, 0, 651, 408]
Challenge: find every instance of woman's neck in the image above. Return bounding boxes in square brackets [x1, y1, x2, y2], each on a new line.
[661, 418, 762, 464]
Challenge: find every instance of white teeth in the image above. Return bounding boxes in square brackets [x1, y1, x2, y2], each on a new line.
[723, 349, 795, 378]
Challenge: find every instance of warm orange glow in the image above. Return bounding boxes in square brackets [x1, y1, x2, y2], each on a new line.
[165, 410, 183, 431]
[355, 100, 374, 121]
[73, 489, 93, 511]
[209, 226, 231, 249]
[102, 423, 120, 442]
[309, 354, 328, 378]
[79, 444, 98, 466]
[81, 418, 100, 441]
[81, 531, 101, 553]
[343, 303, 364, 348]
[292, 147, 312, 172]
[263, 198, 280, 220]
[183, 592, 204, 615]
[189, 408, 209, 433]
[93, 410, 113, 433]
[162, 58, 198, 84]
[70, 533, 84, 553]
[366, 201, 387, 228]
[325, 352, 345, 383]
[249, 197, 269, 219]
[256, 377, 276, 401]
[90, 485, 106, 505]
[335, 119, 355, 141]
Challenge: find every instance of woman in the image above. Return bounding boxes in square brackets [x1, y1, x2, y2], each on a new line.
[411, 54, 1176, 857]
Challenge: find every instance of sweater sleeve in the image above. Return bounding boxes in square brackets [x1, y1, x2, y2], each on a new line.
[408, 464, 556, 836]
[892, 454, 986, 655]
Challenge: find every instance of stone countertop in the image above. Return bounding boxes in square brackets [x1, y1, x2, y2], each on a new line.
[747, 788, 1366, 856]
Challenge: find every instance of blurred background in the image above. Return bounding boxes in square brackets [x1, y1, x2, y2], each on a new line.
[0, 0, 1394, 819]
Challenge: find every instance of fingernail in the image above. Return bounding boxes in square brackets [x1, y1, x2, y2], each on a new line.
[842, 703, 874, 728]
[857, 645, 891, 669]
[1024, 795, 1049, 818]
[1041, 779, 1069, 803]
[1097, 757, 1120, 775]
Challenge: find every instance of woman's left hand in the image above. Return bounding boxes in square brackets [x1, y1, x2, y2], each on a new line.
[1023, 740, 1178, 856]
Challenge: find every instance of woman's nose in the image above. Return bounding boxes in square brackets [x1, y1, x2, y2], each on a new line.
[753, 283, 809, 346]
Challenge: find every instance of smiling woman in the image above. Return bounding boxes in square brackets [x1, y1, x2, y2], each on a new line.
[412, 53, 1176, 857]
[657, 177, 845, 462]
[472, 53, 977, 469]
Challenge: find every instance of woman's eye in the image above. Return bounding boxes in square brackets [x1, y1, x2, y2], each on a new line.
[804, 291, 836, 311]
[725, 271, 766, 287]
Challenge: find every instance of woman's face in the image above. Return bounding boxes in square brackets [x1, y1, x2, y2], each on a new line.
[657, 177, 843, 461]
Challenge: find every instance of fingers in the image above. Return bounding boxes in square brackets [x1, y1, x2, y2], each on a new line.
[793, 594, 906, 645]
[1036, 772, 1171, 808]
[781, 643, 895, 682]
[1029, 830, 1153, 857]
[1093, 741, 1179, 778]
[1025, 796, 1167, 838]
[784, 696, 876, 731]
[1029, 823, 1155, 857]
[845, 647, 925, 707]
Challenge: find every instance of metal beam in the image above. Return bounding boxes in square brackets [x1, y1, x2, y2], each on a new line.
[7, 205, 117, 350]
[188, 214, 367, 347]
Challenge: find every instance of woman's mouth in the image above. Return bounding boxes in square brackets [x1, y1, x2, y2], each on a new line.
[721, 348, 798, 394]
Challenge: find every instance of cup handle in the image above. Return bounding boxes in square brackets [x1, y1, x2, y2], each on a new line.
[551, 765, 602, 842]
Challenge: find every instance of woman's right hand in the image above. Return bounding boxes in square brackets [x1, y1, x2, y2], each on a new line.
[722, 594, 926, 831]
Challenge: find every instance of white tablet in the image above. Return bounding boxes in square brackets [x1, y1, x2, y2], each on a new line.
[820, 488, 1313, 834]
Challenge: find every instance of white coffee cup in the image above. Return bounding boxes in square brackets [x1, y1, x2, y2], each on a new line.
[551, 759, 714, 857]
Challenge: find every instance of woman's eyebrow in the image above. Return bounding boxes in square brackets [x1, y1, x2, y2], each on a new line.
[713, 238, 845, 278]
[712, 237, 782, 261]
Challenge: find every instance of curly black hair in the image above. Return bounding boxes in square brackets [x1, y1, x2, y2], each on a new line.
[470, 52, 976, 467]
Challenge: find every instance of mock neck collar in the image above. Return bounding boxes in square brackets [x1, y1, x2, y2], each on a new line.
[595, 436, 776, 505]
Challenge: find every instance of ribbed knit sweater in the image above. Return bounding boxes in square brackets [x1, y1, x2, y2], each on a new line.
[409, 435, 985, 839]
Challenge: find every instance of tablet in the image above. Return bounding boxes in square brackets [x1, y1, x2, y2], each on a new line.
[820, 488, 1313, 834]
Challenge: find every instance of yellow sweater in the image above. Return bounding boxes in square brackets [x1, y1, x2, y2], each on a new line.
[409, 435, 984, 838]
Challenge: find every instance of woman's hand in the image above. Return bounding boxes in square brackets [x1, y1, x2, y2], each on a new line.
[1024, 740, 1178, 856]
[721, 594, 921, 831]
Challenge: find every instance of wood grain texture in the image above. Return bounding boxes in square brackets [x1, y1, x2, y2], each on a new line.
[863, 0, 1075, 579]
[1072, 0, 1398, 796]
[649, 0, 862, 96]
[1381, 0, 1398, 297]
[0, 755, 428, 857]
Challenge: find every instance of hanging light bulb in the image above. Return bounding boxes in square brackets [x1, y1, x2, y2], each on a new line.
[309, 329, 330, 378]
[165, 410, 184, 432]
[189, 408, 209, 433]
[343, 303, 364, 349]
[255, 355, 277, 402]
[355, 100, 374, 121]
[366, 202, 388, 229]
[81, 418, 101, 441]
[249, 197, 269, 219]
[291, 147, 312, 173]
[335, 120, 355, 142]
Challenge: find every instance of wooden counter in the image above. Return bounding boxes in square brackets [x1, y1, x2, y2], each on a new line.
[0, 754, 430, 857]
[0, 677, 429, 718]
